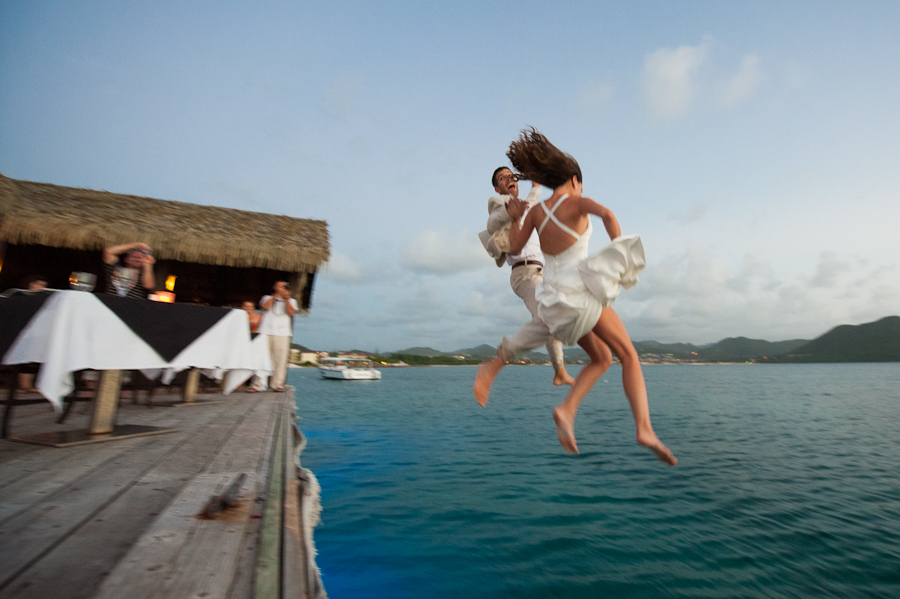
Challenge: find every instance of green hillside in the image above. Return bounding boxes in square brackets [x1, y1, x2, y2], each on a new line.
[778, 316, 900, 362]
[449, 344, 501, 360]
[381, 315, 898, 364]
[697, 337, 809, 361]
[397, 346, 447, 357]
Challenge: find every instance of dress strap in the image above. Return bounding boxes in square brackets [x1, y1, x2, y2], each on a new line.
[537, 194, 582, 240]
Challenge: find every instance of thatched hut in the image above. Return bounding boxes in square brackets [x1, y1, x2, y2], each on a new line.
[0, 174, 330, 308]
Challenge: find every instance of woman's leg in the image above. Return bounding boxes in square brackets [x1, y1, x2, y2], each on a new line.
[552, 332, 612, 454]
[592, 308, 677, 465]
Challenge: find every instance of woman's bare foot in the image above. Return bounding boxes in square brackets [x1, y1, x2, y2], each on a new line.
[552, 369, 575, 387]
[473, 356, 504, 408]
[637, 432, 677, 466]
[552, 406, 579, 454]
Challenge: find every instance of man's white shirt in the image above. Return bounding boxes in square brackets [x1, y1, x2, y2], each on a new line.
[258, 295, 299, 336]
[486, 185, 543, 265]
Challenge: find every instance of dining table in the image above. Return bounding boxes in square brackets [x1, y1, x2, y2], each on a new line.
[1, 289, 262, 446]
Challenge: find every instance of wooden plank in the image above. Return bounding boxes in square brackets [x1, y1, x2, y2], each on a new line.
[226, 395, 283, 599]
[93, 472, 259, 599]
[0, 440, 137, 524]
[254, 408, 285, 599]
[0, 396, 258, 596]
[282, 415, 306, 599]
[0, 392, 300, 599]
[0, 397, 229, 525]
[205, 392, 281, 475]
[6, 394, 279, 599]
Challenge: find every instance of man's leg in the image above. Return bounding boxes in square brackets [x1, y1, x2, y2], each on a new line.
[269, 335, 290, 390]
[508, 265, 574, 386]
[502, 265, 553, 357]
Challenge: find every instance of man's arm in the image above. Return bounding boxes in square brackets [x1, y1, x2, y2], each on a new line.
[260, 295, 275, 310]
[486, 195, 512, 234]
[523, 183, 541, 204]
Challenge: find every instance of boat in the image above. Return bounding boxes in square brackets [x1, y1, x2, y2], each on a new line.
[318, 357, 382, 380]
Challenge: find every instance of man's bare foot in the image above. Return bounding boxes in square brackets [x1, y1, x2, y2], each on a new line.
[637, 433, 677, 466]
[552, 406, 579, 454]
[473, 356, 504, 408]
[552, 370, 575, 387]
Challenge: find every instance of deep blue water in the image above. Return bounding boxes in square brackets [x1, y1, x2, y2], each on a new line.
[289, 364, 900, 598]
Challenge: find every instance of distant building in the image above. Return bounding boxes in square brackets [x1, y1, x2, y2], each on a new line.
[298, 352, 319, 365]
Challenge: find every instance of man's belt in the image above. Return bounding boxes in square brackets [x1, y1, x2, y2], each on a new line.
[511, 260, 543, 270]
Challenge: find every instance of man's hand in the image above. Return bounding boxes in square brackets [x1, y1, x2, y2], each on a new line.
[506, 197, 527, 221]
[274, 282, 290, 298]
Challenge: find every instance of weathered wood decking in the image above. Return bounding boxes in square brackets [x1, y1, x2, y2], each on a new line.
[0, 387, 324, 599]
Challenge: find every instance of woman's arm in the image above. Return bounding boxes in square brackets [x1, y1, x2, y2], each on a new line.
[578, 197, 621, 241]
[507, 199, 536, 255]
[141, 255, 156, 290]
[103, 242, 149, 264]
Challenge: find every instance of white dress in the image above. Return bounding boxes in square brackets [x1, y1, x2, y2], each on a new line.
[534, 195, 646, 346]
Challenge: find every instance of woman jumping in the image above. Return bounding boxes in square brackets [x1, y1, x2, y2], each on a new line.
[474, 128, 676, 465]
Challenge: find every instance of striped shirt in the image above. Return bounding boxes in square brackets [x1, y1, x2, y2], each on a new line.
[103, 262, 150, 299]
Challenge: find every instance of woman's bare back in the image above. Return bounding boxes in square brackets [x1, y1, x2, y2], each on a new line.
[531, 195, 592, 256]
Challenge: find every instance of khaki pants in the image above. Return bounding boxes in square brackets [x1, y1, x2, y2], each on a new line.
[253, 335, 291, 390]
[498, 264, 565, 370]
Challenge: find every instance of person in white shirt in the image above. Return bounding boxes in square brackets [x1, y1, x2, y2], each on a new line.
[253, 280, 298, 392]
[474, 167, 575, 407]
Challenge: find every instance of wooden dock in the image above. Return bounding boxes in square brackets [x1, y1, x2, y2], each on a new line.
[0, 387, 325, 599]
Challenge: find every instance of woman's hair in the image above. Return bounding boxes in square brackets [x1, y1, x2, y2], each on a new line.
[507, 127, 582, 189]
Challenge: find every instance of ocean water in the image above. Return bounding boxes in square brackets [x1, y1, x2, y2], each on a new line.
[289, 364, 900, 599]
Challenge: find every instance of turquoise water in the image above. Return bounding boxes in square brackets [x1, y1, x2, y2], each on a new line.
[289, 364, 900, 598]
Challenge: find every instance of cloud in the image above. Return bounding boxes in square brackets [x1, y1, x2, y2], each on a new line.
[459, 291, 487, 316]
[717, 54, 763, 105]
[620, 248, 899, 344]
[323, 252, 362, 282]
[642, 40, 709, 119]
[809, 250, 849, 288]
[642, 40, 764, 118]
[401, 229, 490, 274]
[669, 202, 708, 225]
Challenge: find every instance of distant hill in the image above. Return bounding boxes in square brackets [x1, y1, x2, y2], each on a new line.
[449, 344, 499, 360]
[696, 337, 809, 362]
[381, 316, 899, 364]
[633, 341, 702, 358]
[396, 347, 447, 357]
[778, 316, 900, 362]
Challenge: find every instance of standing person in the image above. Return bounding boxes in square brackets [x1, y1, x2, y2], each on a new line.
[475, 128, 676, 465]
[479, 166, 575, 391]
[102, 242, 155, 298]
[253, 281, 297, 392]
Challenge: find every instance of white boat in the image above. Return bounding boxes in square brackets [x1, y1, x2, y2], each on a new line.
[318, 357, 382, 380]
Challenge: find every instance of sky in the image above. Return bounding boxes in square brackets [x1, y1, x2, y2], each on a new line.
[2, 1, 899, 352]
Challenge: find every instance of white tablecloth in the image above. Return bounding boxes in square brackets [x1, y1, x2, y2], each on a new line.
[2, 291, 256, 410]
[210, 333, 273, 394]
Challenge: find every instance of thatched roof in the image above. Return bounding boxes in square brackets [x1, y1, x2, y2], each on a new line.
[0, 174, 329, 273]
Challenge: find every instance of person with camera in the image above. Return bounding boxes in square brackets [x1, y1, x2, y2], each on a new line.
[102, 242, 156, 298]
[252, 280, 297, 392]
